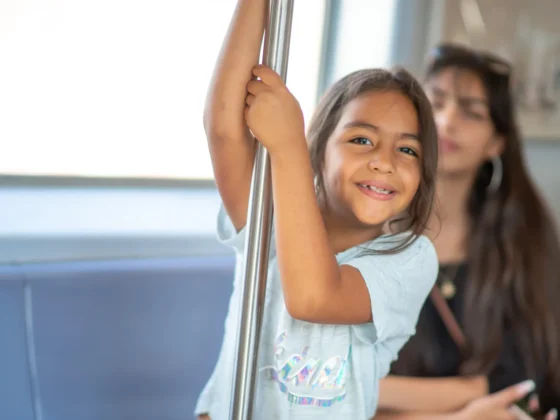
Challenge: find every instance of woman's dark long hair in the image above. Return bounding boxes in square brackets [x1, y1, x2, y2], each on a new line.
[393, 43, 560, 408]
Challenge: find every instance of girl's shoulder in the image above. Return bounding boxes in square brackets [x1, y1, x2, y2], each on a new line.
[339, 231, 436, 263]
[371, 231, 433, 252]
[338, 232, 438, 296]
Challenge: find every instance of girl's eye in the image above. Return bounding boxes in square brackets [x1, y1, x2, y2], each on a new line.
[350, 137, 373, 146]
[398, 146, 419, 157]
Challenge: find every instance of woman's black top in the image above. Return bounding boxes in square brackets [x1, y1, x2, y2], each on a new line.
[390, 263, 558, 411]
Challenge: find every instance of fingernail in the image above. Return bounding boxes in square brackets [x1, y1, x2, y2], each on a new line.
[517, 380, 536, 396]
[549, 408, 558, 420]
[529, 393, 540, 411]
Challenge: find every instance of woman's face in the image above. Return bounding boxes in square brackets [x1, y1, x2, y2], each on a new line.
[425, 67, 503, 178]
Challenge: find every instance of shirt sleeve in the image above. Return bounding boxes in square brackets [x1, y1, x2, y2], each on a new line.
[375, 333, 413, 378]
[194, 369, 216, 416]
[344, 235, 439, 345]
[193, 205, 245, 417]
[216, 204, 247, 254]
[216, 203, 276, 258]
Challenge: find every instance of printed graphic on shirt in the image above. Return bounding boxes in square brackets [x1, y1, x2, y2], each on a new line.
[260, 332, 352, 407]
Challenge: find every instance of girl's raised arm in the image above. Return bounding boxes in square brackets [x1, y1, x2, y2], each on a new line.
[204, 0, 266, 231]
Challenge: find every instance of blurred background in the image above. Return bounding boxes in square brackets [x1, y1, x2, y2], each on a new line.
[1, 1, 559, 419]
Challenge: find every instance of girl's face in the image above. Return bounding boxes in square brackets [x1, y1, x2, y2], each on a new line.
[426, 67, 503, 177]
[321, 91, 422, 230]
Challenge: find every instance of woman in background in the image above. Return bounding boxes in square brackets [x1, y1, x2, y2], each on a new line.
[376, 43, 560, 419]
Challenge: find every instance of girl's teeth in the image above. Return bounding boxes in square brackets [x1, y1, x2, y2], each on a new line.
[360, 184, 391, 194]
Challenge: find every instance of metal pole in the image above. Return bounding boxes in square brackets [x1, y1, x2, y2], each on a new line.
[229, 1, 294, 419]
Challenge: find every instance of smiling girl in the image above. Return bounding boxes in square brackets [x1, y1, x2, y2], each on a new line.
[195, 0, 439, 418]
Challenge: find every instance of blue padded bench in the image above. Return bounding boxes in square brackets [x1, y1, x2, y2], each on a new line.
[0, 256, 235, 420]
[0, 264, 36, 419]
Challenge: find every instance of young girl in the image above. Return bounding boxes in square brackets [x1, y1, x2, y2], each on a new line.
[195, 0, 439, 418]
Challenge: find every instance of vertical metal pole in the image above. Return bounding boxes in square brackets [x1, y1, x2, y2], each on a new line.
[229, 1, 294, 419]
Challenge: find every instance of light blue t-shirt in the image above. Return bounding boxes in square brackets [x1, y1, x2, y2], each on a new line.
[195, 206, 438, 419]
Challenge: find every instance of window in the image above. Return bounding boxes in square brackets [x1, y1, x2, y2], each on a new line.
[0, 0, 326, 180]
[0, 0, 402, 263]
[326, 0, 397, 87]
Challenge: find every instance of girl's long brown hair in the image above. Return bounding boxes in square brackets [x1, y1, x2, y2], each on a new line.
[393, 43, 560, 409]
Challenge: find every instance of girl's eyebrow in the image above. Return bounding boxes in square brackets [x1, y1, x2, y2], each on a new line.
[343, 120, 419, 141]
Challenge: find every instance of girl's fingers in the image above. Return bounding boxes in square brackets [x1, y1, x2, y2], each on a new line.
[246, 79, 269, 95]
[252, 65, 284, 88]
[246, 93, 255, 106]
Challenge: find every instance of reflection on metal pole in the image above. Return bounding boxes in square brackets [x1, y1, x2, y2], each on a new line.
[229, 1, 294, 419]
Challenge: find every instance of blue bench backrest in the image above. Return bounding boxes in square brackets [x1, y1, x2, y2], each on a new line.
[0, 256, 235, 420]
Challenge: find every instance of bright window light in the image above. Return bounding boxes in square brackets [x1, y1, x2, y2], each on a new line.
[0, 0, 325, 179]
